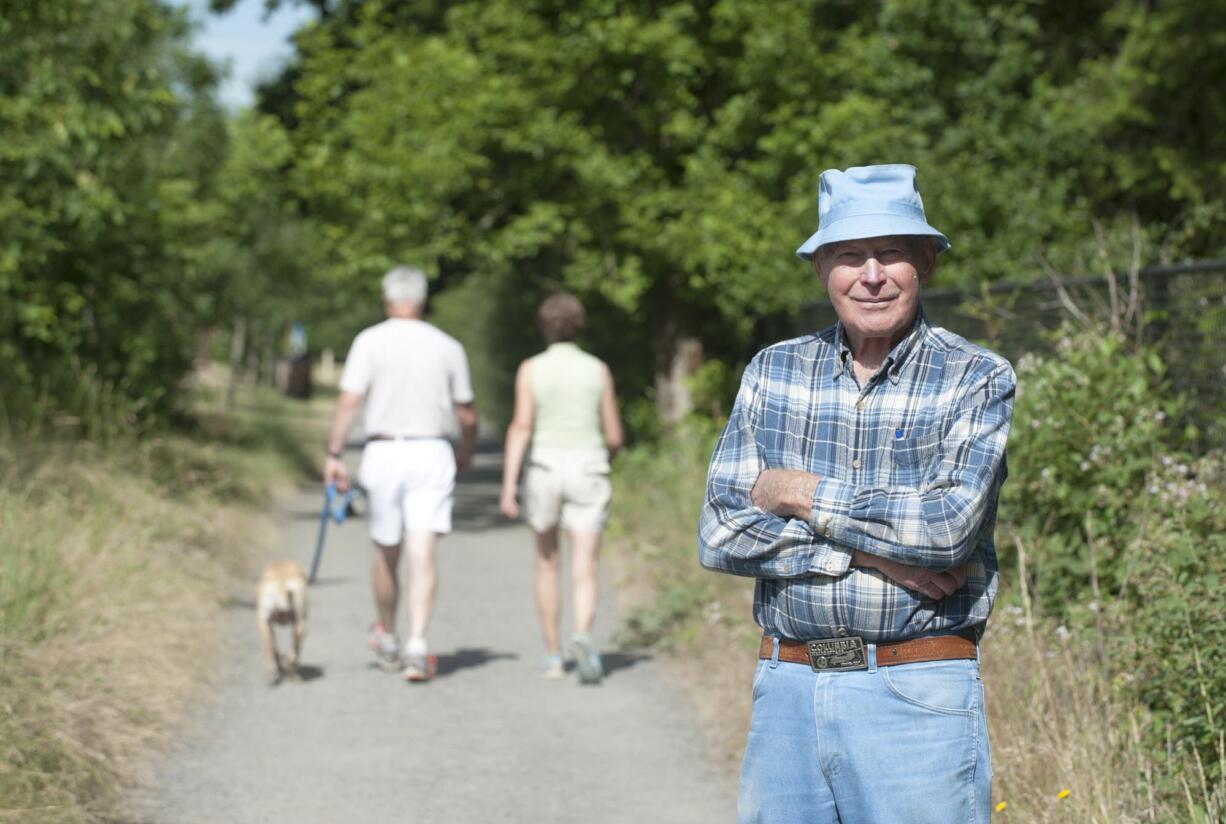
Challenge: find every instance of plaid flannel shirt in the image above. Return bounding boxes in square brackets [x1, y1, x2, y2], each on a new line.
[698, 312, 1015, 642]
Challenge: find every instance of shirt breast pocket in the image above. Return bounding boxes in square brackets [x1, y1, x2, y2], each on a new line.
[890, 428, 942, 485]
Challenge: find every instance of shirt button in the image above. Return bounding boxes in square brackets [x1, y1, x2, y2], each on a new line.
[852, 458, 862, 470]
[855, 399, 865, 411]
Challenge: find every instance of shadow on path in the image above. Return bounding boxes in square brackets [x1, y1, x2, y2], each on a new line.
[436, 647, 519, 678]
[269, 664, 326, 685]
[601, 651, 653, 679]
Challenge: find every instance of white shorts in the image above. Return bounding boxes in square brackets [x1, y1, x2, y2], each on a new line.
[524, 447, 612, 533]
[358, 439, 456, 544]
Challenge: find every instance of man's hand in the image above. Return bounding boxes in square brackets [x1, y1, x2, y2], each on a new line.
[751, 469, 820, 520]
[324, 456, 350, 492]
[455, 444, 474, 473]
[499, 486, 519, 519]
[853, 551, 966, 600]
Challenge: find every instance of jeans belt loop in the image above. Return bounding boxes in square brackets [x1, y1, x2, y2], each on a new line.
[866, 643, 878, 673]
[769, 637, 781, 669]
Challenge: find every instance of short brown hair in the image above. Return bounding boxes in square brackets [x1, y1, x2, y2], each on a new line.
[537, 292, 586, 343]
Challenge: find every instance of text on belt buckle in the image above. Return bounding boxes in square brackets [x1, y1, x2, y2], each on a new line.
[807, 636, 867, 672]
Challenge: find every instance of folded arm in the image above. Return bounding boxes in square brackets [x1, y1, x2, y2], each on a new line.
[697, 355, 853, 579]
[752, 363, 1015, 570]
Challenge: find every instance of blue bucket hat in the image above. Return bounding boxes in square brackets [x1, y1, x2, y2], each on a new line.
[795, 164, 950, 261]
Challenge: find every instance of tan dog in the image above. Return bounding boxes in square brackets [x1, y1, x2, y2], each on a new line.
[257, 561, 308, 684]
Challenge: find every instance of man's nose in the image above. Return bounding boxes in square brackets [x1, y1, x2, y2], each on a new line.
[861, 257, 885, 285]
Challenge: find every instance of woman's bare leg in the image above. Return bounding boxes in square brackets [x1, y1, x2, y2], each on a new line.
[534, 527, 562, 653]
[569, 529, 602, 636]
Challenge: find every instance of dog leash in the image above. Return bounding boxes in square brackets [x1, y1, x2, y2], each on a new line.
[308, 483, 362, 583]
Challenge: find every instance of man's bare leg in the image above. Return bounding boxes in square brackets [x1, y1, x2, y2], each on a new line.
[569, 529, 602, 635]
[404, 531, 438, 645]
[533, 527, 562, 654]
[373, 541, 402, 634]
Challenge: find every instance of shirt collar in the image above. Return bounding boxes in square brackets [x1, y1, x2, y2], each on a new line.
[832, 308, 929, 384]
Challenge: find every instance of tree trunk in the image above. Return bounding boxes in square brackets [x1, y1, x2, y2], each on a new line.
[655, 335, 704, 426]
[262, 326, 278, 387]
[226, 317, 247, 410]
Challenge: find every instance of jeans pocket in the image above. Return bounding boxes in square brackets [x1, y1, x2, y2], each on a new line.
[882, 660, 979, 716]
[750, 659, 770, 700]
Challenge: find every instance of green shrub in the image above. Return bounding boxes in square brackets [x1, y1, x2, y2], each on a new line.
[1114, 451, 1226, 801]
[1001, 324, 1226, 797]
[1001, 326, 1194, 614]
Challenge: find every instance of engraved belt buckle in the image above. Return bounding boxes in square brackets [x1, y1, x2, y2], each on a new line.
[806, 636, 868, 672]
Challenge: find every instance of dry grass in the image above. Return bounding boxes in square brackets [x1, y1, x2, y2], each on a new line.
[983, 613, 1153, 822]
[983, 609, 1225, 823]
[0, 390, 321, 823]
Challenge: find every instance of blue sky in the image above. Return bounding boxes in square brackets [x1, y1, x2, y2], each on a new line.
[173, 0, 316, 109]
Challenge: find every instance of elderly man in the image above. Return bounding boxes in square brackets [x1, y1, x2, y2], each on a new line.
[699, 165, 1014, 823]
[325, 265, 477, 682]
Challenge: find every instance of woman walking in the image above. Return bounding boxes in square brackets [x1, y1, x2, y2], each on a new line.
[499, 293, 623, 683]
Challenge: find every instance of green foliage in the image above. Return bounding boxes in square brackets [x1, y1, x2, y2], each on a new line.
[1001, 324, 1226, 792]
[266, 0, 1226, 417]
[1115, 451, 1226, 794]
[1001, 326, 1193, 612]
[0, 1, 225, 431]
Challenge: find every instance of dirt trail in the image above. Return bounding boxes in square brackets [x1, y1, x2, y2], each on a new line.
[134, 443, 735, 823]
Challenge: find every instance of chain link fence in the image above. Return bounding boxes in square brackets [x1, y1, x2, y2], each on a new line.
[777, 260, 1226, 451]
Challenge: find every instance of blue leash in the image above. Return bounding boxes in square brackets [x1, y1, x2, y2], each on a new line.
[308, 483, 360, 583]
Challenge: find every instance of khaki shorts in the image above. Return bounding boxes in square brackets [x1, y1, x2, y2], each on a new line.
[358, 439, 456, 543]
[524, 447, 611, 533]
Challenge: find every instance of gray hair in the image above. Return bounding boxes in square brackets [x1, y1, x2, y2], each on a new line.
[381, 265, 428, 308]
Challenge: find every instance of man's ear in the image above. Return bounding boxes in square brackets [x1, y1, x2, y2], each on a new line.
[812, 255, 829, 289]
[918, 242, 938, 285]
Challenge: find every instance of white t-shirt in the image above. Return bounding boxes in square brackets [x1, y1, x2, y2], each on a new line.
[339, 318, 474, 438]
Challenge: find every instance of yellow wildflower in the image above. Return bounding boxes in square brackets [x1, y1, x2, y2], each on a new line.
[1057, 789, 1071, 800]
[995, 801, 1008, 812]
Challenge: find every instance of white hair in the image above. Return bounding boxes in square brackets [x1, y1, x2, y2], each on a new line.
[381, 265, 428, 308]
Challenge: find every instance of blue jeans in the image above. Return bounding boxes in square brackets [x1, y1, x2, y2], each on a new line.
[739, 640, 992, 823]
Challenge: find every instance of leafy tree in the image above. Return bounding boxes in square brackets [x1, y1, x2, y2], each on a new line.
[0, 1, 224, 433]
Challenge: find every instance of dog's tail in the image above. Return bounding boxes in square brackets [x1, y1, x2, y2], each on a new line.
[285, 578, 307, 619]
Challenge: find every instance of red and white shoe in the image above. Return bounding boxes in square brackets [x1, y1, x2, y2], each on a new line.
[403, 653, 438, 683]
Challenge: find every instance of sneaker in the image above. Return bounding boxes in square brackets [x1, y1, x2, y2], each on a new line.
[540, 652, 565, 680]
[403, 652, 438, 683]
[369, 623, 402, 672]
[570, 634, 604, 685]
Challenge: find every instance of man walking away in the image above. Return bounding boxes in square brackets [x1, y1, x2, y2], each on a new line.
[325, 265, 478, 682]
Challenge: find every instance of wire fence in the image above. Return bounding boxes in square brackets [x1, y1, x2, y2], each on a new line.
[778, 260, 1226, 451]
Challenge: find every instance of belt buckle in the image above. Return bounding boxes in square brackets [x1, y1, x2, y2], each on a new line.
[807, 636, 867, 672]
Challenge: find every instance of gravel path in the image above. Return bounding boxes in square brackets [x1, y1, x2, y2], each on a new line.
[134, 444, 735, 823]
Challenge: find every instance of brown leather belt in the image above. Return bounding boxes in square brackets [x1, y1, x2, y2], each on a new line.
[759, 634, 976, 672]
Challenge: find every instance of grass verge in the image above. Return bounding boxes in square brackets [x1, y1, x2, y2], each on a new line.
[0, 384, 325, 823]
[606, 426, 1220, 822]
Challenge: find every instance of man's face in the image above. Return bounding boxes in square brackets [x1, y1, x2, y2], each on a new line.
[816, 235, 934, 351]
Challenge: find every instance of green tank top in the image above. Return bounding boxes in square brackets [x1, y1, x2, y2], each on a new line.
[530, 343, 606, 450]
